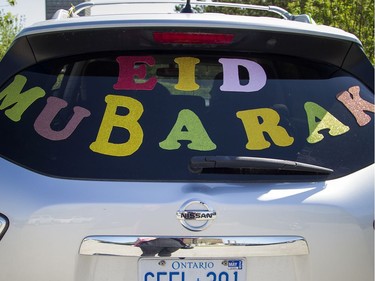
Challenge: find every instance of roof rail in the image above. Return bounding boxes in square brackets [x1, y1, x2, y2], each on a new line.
[66, 1, 314, 23]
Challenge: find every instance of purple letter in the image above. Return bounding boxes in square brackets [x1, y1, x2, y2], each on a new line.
[219, 58, 267, 92]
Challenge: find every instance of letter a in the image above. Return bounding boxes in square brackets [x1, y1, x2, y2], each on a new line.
[90, 95, 144, 156]
[236, 108, 294, 150]
[159, 109, 216, 151]
[304, 102, 350, 144]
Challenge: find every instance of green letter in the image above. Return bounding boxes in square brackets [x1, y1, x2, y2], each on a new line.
[304, 102, 350, 144]
[0, 75, 45, 121]
[159, 109, 216, 151]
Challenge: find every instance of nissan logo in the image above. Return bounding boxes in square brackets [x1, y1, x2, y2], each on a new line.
[176, 199, 216, 231]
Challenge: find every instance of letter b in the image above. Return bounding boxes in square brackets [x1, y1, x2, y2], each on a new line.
[90, 95, 144, 156]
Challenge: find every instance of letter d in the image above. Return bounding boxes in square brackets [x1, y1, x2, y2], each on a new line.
[219, 58, 267, 92]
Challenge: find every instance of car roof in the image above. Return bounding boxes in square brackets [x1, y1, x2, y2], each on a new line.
[18, 10, 361, 45]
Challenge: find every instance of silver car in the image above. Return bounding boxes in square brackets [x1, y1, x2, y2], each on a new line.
[0, 1, 373, 280]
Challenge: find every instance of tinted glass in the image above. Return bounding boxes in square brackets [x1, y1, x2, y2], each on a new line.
[0, 54, 373, 181]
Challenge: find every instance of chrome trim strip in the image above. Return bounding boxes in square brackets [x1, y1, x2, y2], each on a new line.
[0, 214, 9, 240]
[79, 236, 309, 257]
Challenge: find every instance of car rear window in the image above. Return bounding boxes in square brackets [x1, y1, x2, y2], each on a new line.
[0, 53, 373, 181]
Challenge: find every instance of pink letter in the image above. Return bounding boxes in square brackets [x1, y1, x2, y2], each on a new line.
[337, 86, 374, 126]
[219, 58, 267, 92]
[34, 97, 91, 141]
[114, 56, 157, 90]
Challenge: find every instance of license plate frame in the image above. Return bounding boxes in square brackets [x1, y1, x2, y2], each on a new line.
[138, 257, 246, 281]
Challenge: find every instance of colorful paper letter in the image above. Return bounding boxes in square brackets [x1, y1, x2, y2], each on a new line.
[304, 102, 350, 144]
[174, 57, 200, 91]
[114, 56, 157, 90]
[90, 95, 144, 156]
[236, 108, 294, 150]
[337, 86, 374, 126]
[0, 75, 45, 122]
[34, 97, 91, 141]
[159, 109, 217, 151]
[219, 58, 267, 92]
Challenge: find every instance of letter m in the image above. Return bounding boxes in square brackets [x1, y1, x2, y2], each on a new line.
[0, 75, 46, 122]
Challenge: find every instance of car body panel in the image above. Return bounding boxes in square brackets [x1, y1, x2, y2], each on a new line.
[0, 157, 373, 280]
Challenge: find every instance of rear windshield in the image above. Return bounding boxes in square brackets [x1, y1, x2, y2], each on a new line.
[0, 53, 373, 181]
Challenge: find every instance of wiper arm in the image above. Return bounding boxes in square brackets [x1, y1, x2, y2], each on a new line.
[190, 156, 333, 175]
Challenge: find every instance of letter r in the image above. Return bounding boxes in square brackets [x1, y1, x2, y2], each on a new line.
[236, 108, 294, 150]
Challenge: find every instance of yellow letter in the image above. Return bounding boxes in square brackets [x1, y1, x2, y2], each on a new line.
[236, 108, 294, 150]
[90, 95, 144, 156]
[174, 57, 200, 91]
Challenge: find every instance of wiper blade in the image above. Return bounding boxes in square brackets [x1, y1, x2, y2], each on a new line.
[190, 156, 333, 175]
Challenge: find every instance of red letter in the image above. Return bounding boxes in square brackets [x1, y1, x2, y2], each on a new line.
[114, 56, 157, 90]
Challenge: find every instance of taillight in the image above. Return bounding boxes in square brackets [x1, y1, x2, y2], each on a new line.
[153, 32, 234, 44]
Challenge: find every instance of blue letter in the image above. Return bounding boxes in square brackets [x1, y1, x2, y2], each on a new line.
[157, 272, 167, 281]
[145, 272, 154, 281]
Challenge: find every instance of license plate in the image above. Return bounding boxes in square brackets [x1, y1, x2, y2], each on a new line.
[138, 258, 246, 281]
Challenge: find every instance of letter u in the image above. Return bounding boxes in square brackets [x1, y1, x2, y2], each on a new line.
[34, 97, 91, 141]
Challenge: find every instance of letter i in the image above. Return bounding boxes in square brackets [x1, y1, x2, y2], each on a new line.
[174, 57, 200, 91]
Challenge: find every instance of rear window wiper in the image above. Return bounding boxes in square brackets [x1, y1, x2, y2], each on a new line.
[189, 156, 333, 175]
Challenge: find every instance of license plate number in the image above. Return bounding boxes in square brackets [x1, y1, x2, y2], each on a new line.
[139, 258, 246, 281]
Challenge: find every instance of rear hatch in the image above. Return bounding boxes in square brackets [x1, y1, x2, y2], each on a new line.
[0, 12, 373, 281]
